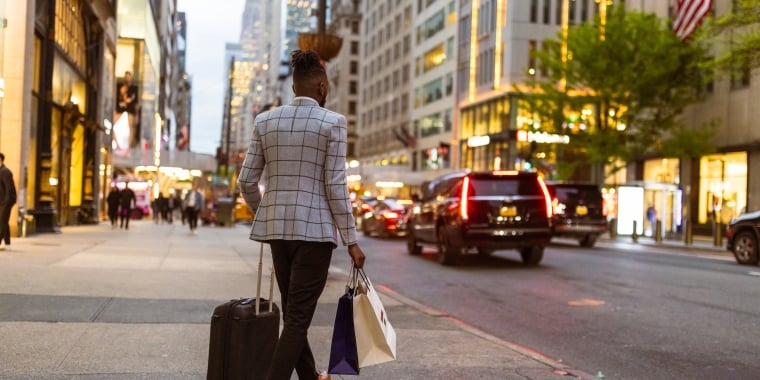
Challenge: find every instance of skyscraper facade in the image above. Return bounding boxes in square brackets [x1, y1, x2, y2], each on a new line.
[358, 0, 416, 196]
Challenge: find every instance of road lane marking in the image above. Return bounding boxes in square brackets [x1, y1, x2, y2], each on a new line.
[748, 271, 760, 277]
[568, 298, 606, 306]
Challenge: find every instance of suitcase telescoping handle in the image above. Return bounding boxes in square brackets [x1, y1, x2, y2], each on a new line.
[255, 242, 275, 315]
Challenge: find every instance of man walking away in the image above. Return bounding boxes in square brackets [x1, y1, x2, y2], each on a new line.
[238, 50, 366, 380]
[106, 185, 120, 228]
[0, 153, 17, 250]
[119, 182, 136, 230]
[183, 185, 203, 234]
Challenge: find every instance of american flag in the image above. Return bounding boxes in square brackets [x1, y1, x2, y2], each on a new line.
[672, 0, 713, 41]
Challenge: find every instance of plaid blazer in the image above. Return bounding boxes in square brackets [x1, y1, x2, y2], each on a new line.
[237, 97, 358, 247]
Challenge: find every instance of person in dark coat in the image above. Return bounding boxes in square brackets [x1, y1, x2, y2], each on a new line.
[0, 153, 17, 250]
[156, 192, 169, 223]
[119, 182, 136, 230]
[106, 185, 121, 228]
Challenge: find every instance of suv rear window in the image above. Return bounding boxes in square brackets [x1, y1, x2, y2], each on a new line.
[552, 185, 602, 204]
[469, 177, 541, 196]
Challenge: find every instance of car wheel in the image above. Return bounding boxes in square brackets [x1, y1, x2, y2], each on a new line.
[732, 231, 759, 265]
[407, 229, 422, 255]
[436, 227, 458, 265]
[580, 234, 597, 248]
[362, 220, 370, 236]
[477, 247, 494, 256]
[520, 246, 544, 266]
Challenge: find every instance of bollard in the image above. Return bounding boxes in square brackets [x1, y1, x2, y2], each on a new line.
[609, 218, 617, 239]
[655, 220, 662, 243]
[685, 220, 693, 245]
[713, 221, 723, 247]
[632, 220, 638, 243]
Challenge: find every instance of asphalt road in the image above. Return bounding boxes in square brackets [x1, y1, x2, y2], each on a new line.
[339, 235, 760, 380]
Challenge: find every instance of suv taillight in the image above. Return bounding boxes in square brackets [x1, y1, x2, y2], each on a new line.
[460, 176, 470, 221]
[537, 177, 553, 219]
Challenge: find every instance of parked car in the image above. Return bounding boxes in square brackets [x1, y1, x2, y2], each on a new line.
[361, 198, 410, 238]
[544, 181, 608, 247]
[352, 196, 379, 228]
[405, 170, 553, 265]
[726, 210, 760, 265]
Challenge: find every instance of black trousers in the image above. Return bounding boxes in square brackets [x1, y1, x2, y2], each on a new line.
[119, 207, 130, 229]
[0, 205, 11, 244]
[185, 207, 199, 230]
[267, 240, 333, 380]
[108, 207, 118, 226]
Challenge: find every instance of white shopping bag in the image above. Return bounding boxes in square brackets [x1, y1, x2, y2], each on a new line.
[353, 269, 397, 368]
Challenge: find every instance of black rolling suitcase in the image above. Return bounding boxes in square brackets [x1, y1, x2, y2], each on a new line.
[207, 243, 280, 380]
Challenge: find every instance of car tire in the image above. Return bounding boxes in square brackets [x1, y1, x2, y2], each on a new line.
[437, 227, 458, 266]
[580, 234, 597, 248]
[362, 221, 370, 236]
[520, 246, 544, 266]
[732, 231, 759, 265]
[407, 229, 422, 255]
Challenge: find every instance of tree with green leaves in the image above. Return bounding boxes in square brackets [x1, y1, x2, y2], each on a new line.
[699, 0, 760, 73]
[518, 5, 716, 180]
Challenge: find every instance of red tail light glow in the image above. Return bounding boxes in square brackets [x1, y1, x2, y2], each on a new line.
[460, 176, 470, 220]
[537, 176, 553, 219]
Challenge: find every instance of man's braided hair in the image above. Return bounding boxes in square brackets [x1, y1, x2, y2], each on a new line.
[291, 50, 325, 82]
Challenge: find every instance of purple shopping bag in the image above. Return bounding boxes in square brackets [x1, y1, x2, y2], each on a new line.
[328, 270, 360, 375]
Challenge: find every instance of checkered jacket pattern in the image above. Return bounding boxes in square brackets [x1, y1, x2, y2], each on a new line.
[237, 97, 358, 247]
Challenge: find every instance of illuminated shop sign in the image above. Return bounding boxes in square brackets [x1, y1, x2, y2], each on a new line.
[467, 135, 490, 147]
[516, 130, 570, 144]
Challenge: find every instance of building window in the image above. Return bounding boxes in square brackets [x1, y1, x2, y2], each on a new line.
[349, 80, 358, 94]
[351, 41, 359, 54]
[731, 61, 751, 90]
[349, 101, 357, 115]
[543, 0, 551, 24]
[350, 60, 358, 74]
[530, 0, 538, 22]
[528, 40, 537, 74]
[55, 0, 87, 70]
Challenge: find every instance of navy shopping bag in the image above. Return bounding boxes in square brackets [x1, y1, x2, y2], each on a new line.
[328, 269, 360, 375]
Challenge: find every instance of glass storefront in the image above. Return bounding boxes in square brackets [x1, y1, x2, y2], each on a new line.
[699, 152, 747, 224]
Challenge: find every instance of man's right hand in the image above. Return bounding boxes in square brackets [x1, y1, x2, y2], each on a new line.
[347, 244, 365, 268]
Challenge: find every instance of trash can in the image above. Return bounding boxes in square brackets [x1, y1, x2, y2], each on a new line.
[215, 197, 234, 227]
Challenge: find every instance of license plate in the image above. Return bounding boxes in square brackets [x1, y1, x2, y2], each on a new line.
[500, 206, 517, 217]
[576, 205, 588, 215]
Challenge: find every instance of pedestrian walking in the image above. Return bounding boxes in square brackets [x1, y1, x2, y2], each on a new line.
[175, 191, 185, 225]
[119, 182, 136, 230]
[238, 49, 365, 380]
[0, 153, 17, 250]
[156, 192, 169, 223]
[106, 185, 120, 228]
[183, 185, 203, 234]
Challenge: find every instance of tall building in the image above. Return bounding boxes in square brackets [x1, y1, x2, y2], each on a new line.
[174, 12, 192, 151]
[220, 0, 284, 178]
[358, 0, 416, 197]
[411, 1, 459, 184]
[326, 0, 362, 168]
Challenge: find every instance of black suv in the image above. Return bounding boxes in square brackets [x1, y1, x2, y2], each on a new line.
[726, 210, 760, 265]
[544, 182, 608, 247]
[406, 170, 553, 265]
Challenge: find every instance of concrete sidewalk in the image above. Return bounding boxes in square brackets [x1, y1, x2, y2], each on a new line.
[0, 221, 594, 380]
